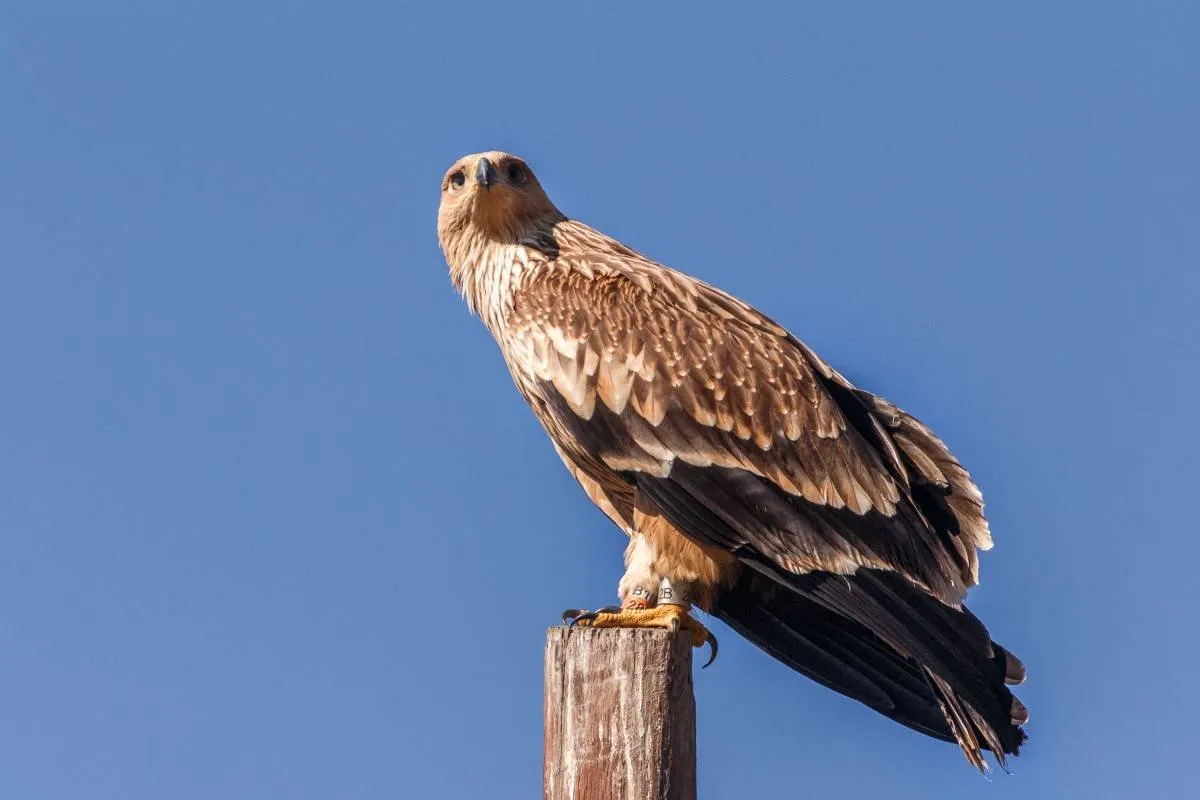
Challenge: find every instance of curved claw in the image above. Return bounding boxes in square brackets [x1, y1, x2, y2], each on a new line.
[700, 630, 719, 669]
[562, 608, 594, 626]
[561, 606, 623, 627]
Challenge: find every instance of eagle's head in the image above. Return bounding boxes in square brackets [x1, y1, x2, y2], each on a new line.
[437, 151, 565, 319]
[437, 151, 560, 253]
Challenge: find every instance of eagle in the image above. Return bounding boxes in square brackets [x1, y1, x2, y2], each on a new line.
[437, 151, 1027, 770]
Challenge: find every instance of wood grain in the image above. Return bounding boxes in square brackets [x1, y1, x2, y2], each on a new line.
[544, 627, 696, 800]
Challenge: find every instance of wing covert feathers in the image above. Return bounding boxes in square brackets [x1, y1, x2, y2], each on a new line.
[505, 221, 991, 603]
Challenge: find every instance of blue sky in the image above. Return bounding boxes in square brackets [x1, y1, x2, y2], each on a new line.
[3, 3, 1197, 797]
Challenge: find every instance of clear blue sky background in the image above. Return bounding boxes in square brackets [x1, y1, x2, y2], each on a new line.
[3, 3, 1197, 798]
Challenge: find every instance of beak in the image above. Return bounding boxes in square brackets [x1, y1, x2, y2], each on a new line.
[475, 157, 497, 190]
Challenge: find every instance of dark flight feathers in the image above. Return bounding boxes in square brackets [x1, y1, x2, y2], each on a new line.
[714, 570, 1027, 767]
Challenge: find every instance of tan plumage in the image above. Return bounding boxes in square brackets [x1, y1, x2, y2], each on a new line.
[438, 151, 1027, 771]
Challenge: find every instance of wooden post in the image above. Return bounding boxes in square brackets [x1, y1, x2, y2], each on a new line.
[544, 627, 696, 800]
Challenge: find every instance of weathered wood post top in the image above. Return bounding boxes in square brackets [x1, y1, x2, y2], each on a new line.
[544, 627, 697, 800]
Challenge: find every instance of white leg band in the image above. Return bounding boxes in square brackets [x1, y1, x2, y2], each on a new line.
[657, 577, 693, 608]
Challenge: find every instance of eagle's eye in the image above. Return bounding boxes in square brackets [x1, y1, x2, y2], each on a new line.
[506, 163, 527, 184]
[447, 170, 466, 190]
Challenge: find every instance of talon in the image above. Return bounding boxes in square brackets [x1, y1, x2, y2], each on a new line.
[701, 631, 719, 669]
[562, 608, 598, 626]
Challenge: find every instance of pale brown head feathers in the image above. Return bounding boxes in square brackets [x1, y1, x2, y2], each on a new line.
[437, 151, 562, 263]
[437, 151, 566, 324]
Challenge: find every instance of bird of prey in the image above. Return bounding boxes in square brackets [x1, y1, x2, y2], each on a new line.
[437, 151, 1027, 770]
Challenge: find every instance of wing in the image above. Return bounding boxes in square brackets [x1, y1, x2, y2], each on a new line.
[506, 223, 991, 605]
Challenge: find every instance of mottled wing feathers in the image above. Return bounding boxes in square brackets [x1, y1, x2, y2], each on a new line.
[505, 222, 990, 603]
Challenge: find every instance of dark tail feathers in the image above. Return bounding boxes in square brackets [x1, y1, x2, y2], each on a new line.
[714, 568, 1027, 770]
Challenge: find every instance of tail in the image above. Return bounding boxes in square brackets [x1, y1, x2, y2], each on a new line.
[714, 568, 1027, 770]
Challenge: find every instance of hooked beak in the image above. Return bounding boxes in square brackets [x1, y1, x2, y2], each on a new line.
[475, 157, 497, 190]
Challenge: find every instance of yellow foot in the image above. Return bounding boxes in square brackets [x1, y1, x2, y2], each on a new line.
[561, 604, 718, 668]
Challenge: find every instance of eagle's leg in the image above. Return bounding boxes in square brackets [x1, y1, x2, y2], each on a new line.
[563, 536, 718, 665]
[618, 533, 660, 609]
[562, 579, 717, 666]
